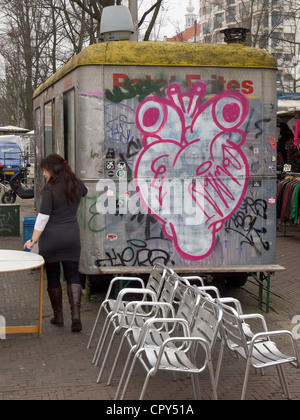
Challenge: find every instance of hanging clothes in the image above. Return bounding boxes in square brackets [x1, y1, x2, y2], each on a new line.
[293, 120, 300, 146]
[277, 176, 300, 224]
[285, 139, 300, 172]
[278, 122, 293, 163]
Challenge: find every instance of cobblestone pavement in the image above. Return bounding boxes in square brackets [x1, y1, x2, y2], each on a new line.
[0, 205, 300, 401]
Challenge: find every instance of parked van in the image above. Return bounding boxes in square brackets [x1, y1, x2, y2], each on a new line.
[0, 135, 24, 180]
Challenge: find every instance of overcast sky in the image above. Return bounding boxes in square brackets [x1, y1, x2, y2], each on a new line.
[133, 0, 199, 40]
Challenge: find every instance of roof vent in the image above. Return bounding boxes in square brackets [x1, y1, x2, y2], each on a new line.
[100, 5, 135, 42]
[220, 27, 250, 44]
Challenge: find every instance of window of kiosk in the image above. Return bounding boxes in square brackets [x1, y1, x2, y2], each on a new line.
[63, 90, 75, 172]
[44, 102, 54, 156]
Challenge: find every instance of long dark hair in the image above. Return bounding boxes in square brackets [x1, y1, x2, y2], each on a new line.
[39, 154, 81, 205]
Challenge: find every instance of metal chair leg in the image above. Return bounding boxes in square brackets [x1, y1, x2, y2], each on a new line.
[107, 333, 127, 386]
[92, 315, 111, 364]
[87, 304, 103, 349]
[114, 349, 135, 400]
[241, 359, 251, 400]
[97, 327, 120, 383]
[276, 365, 291, 399]
[119, 353, 139, 400]
[139, 370, 153, 401]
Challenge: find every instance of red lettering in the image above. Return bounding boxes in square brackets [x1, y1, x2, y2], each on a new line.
[227, 80, 240, 91]
[241, 80, 254, 95]
[211, 75, 217, 92]
[186, 75, 201, 92]
[112, 73, 254, 97]
[113, 73, 129, 88]
[218, 76, 227, 89]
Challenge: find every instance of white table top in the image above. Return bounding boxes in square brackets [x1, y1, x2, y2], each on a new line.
[0, 250, 45, 273]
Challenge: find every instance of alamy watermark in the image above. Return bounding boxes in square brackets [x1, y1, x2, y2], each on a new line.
[0, 315, 6, 340]
[96, 178, 205, 225]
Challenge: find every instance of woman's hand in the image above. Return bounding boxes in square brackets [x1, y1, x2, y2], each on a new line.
[24, 240, 35, 250]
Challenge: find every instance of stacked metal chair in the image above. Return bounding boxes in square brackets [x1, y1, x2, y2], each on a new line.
[87, 263, 173, 364]
[95, 272, 180, 382]
[114, 285, 222, 400]
[87, 263, 300, 400]
[216, 300, 300, 400]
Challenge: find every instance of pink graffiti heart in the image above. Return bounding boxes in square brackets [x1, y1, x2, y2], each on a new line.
[134, 83, 250, 261]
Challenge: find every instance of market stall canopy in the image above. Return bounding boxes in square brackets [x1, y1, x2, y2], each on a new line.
[278, 99, 300, 116]
[0, 126, 30, 134]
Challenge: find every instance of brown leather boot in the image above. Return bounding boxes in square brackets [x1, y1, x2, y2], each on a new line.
[67, 283, 82, 333]
[48, 288, 64, 327]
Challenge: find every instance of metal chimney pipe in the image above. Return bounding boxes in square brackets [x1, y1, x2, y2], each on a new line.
[220, 27, 250, 44]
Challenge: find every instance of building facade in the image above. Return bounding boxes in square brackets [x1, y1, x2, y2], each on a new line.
[191, 0, 300, 92]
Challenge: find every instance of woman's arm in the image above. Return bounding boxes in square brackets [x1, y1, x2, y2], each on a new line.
[23, 213, 50, 250]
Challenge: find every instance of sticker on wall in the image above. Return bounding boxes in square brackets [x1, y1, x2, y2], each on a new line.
[117, 199, 124, 208]
[252, 180, 261, 187]
[106, 161, 115, 170]
[108, 171, 115, 178]
[107, 233, 118, 241]
[268, 135, 276, 150]
[117, 161, 126, 170]
[117, 169, 126, 178]
[106, 188, 115, 197]
[268, 197, 276, 204]
[106, 148, 115, 159]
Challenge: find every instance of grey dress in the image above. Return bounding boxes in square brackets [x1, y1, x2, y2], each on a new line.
[38, 181, 88, 263]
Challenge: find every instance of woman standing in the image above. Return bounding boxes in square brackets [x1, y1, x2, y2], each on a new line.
[24, 154, 88, 333]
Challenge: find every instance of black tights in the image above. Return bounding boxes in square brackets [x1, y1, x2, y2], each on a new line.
[45, 261, 81, 290]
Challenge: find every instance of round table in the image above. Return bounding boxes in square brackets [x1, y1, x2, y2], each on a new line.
[0, 250, 45, 338]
